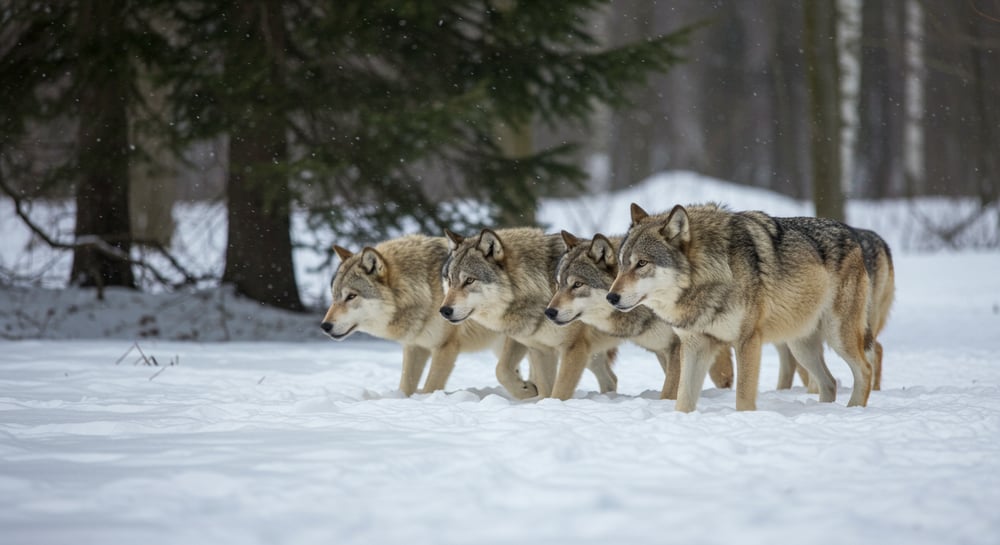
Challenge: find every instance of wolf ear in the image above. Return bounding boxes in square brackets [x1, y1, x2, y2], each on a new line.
[588, 234, 617, 267]
[443, 229, 464, 251]
[359, 247, 387, 278]
[630, 203, 650, 225]
[477, 229, 505, 261]
[561, 230, 582, 249]
[662, 205, 691, 247]
[332, 245, 354, 262]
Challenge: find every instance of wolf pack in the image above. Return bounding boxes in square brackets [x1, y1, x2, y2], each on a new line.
[321, 201, 894, 412]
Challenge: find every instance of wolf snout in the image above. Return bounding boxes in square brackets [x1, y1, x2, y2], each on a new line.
[320, 322, 334, 333]
[439, 306, 454, 318]
[543, 307, 559, 321]
[606, 292, 621, 306]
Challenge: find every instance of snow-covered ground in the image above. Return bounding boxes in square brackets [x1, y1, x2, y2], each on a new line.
[1, 173, 999, 544]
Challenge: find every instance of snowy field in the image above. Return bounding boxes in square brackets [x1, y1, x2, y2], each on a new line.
[2, 173, 1000, 544]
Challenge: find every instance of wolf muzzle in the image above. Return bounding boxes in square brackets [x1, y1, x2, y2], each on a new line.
[606, 292, 621, 306]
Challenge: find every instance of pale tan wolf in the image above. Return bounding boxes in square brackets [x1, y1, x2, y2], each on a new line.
[546, 231, 734, 399]
[439, 228, 619, 400]
[776, 227, 895, 392]
[321, 234, 519, 396]
[608, 203, 877, 412]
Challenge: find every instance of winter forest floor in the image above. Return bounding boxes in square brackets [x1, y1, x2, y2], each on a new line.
[1, 173, 999, 544]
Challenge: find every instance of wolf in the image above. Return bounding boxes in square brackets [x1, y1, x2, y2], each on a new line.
[545, 231, 734, 399]
[321, 234, 518, 396]
[439, 228, 620, 400]
[776, 227, 895, 392]
[608, 202, 877, 412]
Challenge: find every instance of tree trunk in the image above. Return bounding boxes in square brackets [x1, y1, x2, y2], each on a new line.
[221, 1, 303, 311]
[495, 120, 537, 226]
[837, 0, 862, 200]
[71, 0, 135, 289]
[608, 0, 656, 190]
[803, 0, 845, 221]
[902, 0, 925, 198]
[966, 8, 997, 206]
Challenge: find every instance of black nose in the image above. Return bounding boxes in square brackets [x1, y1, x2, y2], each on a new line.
[606, 293, 621, 306]
[321, 322, 333, 332]
[544, 307, 559, 320]
[440, 306, 453, 318]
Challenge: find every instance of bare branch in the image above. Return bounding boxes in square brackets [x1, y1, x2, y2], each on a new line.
[0, 164, 216, 288]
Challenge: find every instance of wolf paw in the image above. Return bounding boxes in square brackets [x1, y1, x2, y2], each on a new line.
[510, 381, 539, 400]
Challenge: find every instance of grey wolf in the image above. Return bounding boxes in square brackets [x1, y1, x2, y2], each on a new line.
[608, 203, 877, 412]
[321, 234, 515, 396]
[546, 231, 734, 399]
[776, 227, 895, 392]
[439, 228, 619, 400]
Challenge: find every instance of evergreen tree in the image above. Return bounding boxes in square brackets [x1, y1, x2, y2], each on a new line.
[162, 0, 692, 308]
[70, 0, 135, 288]
[1, 1, 175, 290]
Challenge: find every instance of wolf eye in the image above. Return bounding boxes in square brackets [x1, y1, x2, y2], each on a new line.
[463, 277, 475, 286]
[344, 293, 357, 301]
[636, 259, 648, 268]
[572, 281, 584, 289]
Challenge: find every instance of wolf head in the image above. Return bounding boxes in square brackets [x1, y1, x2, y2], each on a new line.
[438, 228, 513, 327]
[607, 203, 692, 312]
[545, 231, 619, 326]
[321, 245, 396, 340]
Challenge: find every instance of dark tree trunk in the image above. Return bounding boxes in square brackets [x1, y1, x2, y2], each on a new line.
[71, 0, 135, 289]
[608, 0, 656, 189]
[803, 0, 845, 221]
[769, 1, 808, 199]
[221, 1, 303, 312]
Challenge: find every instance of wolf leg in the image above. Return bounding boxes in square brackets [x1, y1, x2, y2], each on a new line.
[528, 347, 558, 398]
[708, 345, 734, 389]
[828, 262, 874, 407]
[674, 333, 722, 412]
[494, 337, 536, 399]
[586, 349, 618, 394]
[775, 343, 796, 390]
[871, 341, 883, 391]
[787, 332, 836, 402]
[776, 343, 816, 391]
[657, 345, 680, 400]
[400, 345, 431, 396]
[420, 338, 461, 393]
[734, 332, 763, 411]
[827, 321, 873, 407]
[550, 340, 590, 400]
[803, 366, 819, 394]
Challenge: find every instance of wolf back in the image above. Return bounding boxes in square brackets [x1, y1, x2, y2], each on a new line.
[609, 203, 877, 412]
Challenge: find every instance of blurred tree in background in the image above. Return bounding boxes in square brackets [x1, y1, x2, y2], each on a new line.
[2, 1, 998, 308]
[2, 0, 691, 309]
[161, 0, 691, 309]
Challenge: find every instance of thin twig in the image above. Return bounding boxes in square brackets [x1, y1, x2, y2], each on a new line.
[114, 342, 137, 365]
[134, 342, 153, 366]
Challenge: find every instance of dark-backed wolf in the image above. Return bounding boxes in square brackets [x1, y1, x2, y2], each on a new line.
[321, 235, 517, 396]
[546, 231, 734, 399]
[776, 227, 895, 392]
[439, 228, 619, 400]
[608, 203, 877, 412]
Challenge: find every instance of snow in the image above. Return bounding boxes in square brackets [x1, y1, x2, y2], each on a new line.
[2, 172, 1000, 544]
